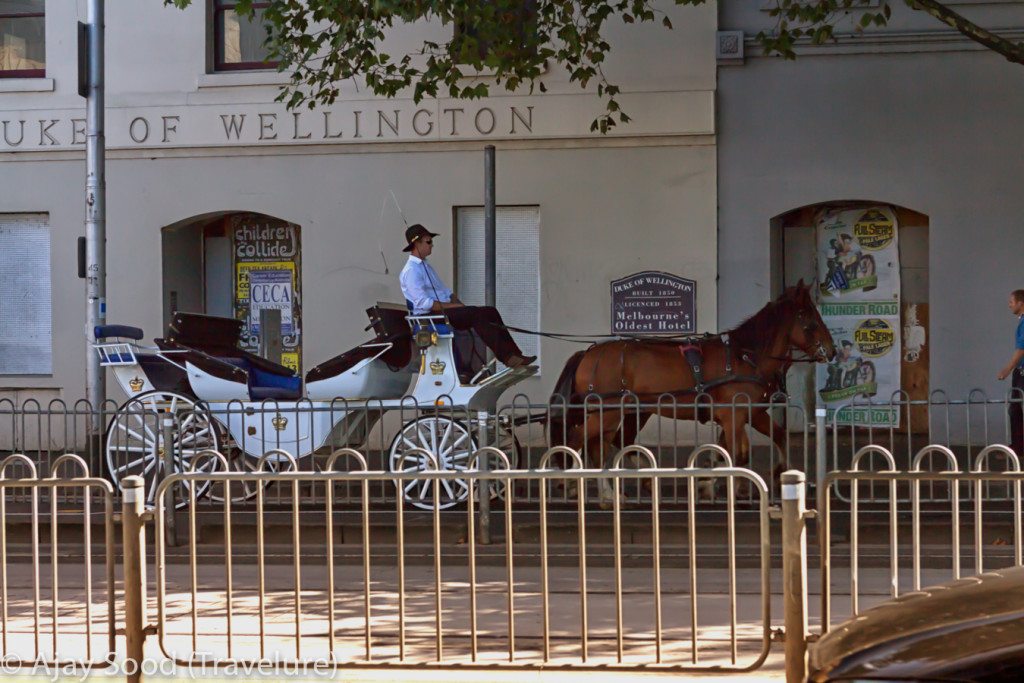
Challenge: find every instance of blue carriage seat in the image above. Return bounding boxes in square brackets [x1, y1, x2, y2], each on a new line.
[405, 300, 453, 335]
[219, 357, 303, 400]
[163, 311, 304, 401]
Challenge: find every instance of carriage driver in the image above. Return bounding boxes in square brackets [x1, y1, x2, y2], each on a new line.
[399, 224, 536, 369]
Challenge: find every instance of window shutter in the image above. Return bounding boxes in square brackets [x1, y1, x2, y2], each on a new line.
[456, 206, 540, 363]
[0, 216, 51, 374]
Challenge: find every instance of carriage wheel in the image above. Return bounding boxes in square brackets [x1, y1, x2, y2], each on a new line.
[389, 416, 521, 510]
[389, 416, 476, 511]
[203, 448, 281, 504]
[104, 391, 217, 508]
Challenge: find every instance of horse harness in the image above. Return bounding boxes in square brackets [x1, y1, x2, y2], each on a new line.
[675, 335, 771, 396]
[582, 334, 771, 400]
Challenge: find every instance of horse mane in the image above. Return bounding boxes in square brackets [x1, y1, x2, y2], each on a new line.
[727, 291, 797, 353]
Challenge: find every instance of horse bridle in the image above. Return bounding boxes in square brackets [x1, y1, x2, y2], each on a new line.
[746, 308, 831, 365]
[796, 309, 832, 363]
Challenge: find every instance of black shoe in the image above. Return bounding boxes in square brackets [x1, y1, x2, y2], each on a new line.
[506, 354, 536, 369]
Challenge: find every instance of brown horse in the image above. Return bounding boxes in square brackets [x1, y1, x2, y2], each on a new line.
[549, 281, 836, 504]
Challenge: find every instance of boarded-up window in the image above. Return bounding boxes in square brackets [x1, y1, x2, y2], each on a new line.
[0, 214, 50, 374]
[456, 206, 540, 364]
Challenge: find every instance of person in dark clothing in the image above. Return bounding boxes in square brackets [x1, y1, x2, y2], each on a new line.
[399, 224, 536, 369]
[998, 289, 1024, 455]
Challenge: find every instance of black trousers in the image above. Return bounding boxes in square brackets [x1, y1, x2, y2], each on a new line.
[444, 306, 524, 364]
[1011, 368, 1024, 456]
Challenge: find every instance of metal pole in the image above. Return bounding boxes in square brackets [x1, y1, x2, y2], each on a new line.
[122, 475, 147, 683]
[85, 0, 107, 431]
[259, 308, 283, 365]
[781, 470, 809, 683]
[479, 145, 496, 545]
[484, 145, 496, 309]
[161, 417, 178, 547]
[477, 410, 491, 545]
[815, 408, 827, 507]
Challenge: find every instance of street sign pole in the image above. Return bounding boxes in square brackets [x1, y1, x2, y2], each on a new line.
[84, 0, 107, 430]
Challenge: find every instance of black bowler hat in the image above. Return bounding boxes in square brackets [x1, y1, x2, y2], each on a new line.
[403, 224, 439, 252]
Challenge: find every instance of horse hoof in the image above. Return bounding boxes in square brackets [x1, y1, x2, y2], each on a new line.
[599, 500, 614, 511]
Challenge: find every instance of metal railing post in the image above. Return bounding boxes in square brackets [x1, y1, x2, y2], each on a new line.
[815, 408, 827, 505]
[781, 470, 809, 683]
[161, 416, 178, 547]
[122, 475, 148, 682]
[477, 410, 491, 545]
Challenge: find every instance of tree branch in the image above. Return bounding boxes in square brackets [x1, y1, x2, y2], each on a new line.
[906, 0, 1024, 64]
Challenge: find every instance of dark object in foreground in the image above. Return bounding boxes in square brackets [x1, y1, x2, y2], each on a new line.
[809, 565, 1024, 682]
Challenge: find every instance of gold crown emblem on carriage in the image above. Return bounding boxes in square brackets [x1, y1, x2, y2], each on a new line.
[128, 377, 144, 392]
[430, 359, 446, 375]
[272, 413, 288, 431]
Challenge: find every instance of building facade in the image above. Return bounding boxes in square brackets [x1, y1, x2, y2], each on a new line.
[0, 0, 718, 406]
[716, 1, 1024, 421]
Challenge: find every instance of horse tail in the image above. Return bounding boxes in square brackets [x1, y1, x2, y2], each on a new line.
[547, 349, 587, 447]
[551, 350, 586, 404]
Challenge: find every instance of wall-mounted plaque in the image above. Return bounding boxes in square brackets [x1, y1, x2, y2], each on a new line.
[610, 271, 696, 334]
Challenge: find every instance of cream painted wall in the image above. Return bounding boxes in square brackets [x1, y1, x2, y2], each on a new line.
[0, 140, 715, 403]
[717, 1, 1024, 401]
[0, 1, 717, 405]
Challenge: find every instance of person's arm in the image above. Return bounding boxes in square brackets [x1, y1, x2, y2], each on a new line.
[430, 300, 464, 312]
[999, 349, 1024, 380]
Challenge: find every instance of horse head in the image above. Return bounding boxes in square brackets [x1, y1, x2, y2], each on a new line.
[787, 279, 836, 362]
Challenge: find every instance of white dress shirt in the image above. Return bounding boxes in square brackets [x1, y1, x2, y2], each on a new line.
[400, 255, 453, 314]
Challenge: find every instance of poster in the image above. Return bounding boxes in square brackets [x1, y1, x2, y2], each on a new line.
[817, 206, 900, 302]
[249, 269, 294, 335]
[817, 304, 902, 426]
[815, 206, 901, 427]
[231, 215, 302, 372]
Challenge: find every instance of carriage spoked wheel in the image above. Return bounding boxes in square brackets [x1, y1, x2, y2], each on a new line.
[388, 416, 520, 511]
[202, 447, 286, 504]
[104, 391, 218, 508]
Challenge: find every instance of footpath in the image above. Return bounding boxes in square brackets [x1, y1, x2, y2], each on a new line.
[0, 554, 976, 682]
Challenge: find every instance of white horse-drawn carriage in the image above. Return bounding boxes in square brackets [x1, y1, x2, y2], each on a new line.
[95, 305, 536, 509]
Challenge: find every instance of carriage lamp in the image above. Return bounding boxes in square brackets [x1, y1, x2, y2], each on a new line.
[414, 330, 438, 348]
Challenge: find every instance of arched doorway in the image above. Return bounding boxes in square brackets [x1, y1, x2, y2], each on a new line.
[771, 202, 929, 433]
[161, 212, 303, 372]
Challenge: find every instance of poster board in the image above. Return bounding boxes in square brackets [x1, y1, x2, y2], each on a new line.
[231, 215, 302, 372]
[815, 207, 901, 427]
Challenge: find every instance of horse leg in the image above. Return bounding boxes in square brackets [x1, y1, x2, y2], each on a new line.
[596, 427, 621, 509]
[559, 408, 602, 499]
[751, 408, 790, 491]
[718, 411, 752, 499]
[698, 412, 737, 501]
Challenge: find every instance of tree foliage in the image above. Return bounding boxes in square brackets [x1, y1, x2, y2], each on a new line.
[170, 0, 1024, 132]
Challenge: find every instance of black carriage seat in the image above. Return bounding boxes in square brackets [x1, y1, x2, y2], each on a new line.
[304, 303, 414, 384]
[159, 311, 303, 401]
[404, 300, 486, 384]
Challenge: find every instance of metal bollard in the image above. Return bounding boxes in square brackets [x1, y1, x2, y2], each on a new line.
[477, 410, 491, 545]
[122, 475, 148, 683]
[781, 470, 809, 683]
